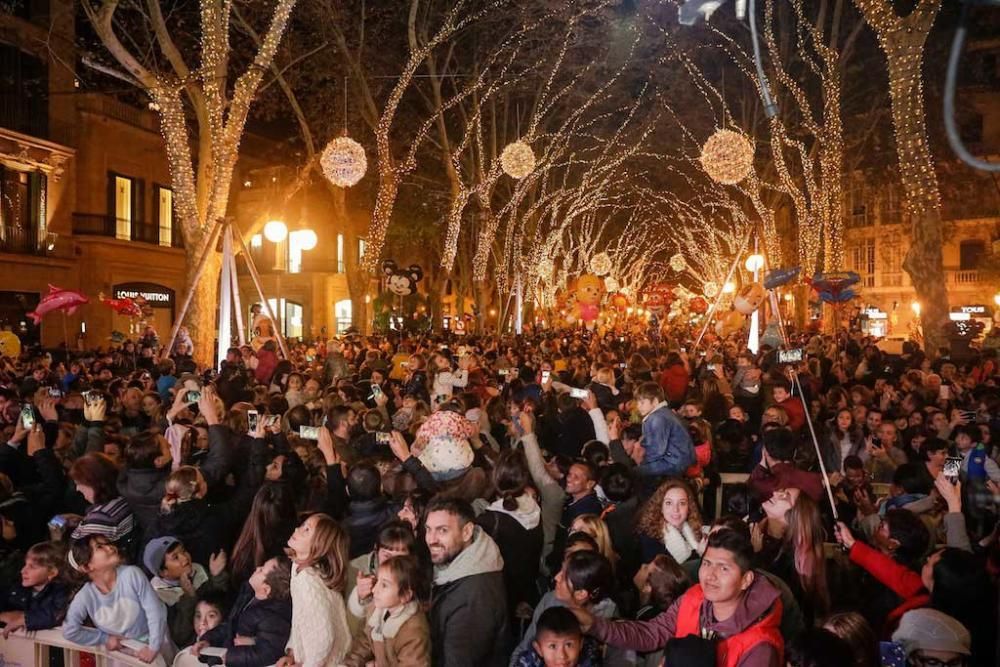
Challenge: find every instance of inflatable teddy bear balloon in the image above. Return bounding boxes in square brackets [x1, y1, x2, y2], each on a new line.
[573, 274, 604, 327]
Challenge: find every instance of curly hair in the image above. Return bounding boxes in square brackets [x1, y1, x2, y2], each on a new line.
[635, 478, 702, 539]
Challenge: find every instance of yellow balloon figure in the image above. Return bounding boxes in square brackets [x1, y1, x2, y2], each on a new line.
[574, 274, 604, 328]
[0, 331, 21, 358]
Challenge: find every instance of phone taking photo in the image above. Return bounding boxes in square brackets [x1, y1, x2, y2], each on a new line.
[20, 404, 34, 429]
[299, 425, 320, 440]
[376, 431, 391, 445]
[541, 370, 551, 384]
[247, 410, 259, 432]
[569, 387, 589, 400]
[943, 456, 962, 484]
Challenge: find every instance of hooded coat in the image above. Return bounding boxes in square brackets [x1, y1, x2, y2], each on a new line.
[429, 526, 509, 667]
[476, 494, 544, 622]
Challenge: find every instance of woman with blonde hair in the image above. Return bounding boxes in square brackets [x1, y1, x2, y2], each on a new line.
[280, 513, 352, 666]
[635, 479, 707, 574]
[570, 513, 619, 572]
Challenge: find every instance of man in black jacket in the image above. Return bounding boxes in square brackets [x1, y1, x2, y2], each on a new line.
[195, 555, 292, 667]
[426, 497, 509, 667]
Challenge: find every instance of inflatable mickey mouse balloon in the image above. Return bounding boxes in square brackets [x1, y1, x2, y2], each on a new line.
[381, 260, 424, 297]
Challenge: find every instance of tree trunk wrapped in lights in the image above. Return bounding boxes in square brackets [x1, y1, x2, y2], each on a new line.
[853, 0, 947, 354]
[82, 0, 298, 366]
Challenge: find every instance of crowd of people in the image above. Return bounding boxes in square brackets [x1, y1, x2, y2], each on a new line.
[1, 323, 998, 667]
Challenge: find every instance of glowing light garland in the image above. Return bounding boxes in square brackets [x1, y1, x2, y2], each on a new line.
[500, 141, 536, 179]
[590, 252, 612, 276]
[700, 129, 755, 185]
[320, 136, 367, 187]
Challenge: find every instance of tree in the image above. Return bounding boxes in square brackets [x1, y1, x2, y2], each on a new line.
[81, 0, 297, 365]
[852, 0, 948, 353]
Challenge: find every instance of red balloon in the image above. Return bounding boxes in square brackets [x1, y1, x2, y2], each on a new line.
[690, 297, 709, 314]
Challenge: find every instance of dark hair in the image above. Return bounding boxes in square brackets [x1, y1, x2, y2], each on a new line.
[327, 405, 353, 432]
[570, 459, 598, 483]
[563, 550, 613, 603]
[600, 464, 634, 503]
[125, 432, 162, 469]
[712, 515, 752, 542]
[892, 463, 931, 495]
[646, 554, 691, 609]
[425, 497, 475, 526]
[883, 508, 930, 567]
[772, 379, 792, 393]
[705, 528, 754, 573]
[842, 455, 864, 472]
[929, 548, 993, 631]
[230, 483, 297, 584]
[919, 437, 948, 460]
[622, 424, 642, 442]
[196, 589, 231, 619]
[534, 606, 582, 639]
[564, 532, 600, 553]
[493, 451, 530, 511]
[380, 555, 428, 603]
[275, 451, 308, 489]
[69, 535, 114, 571]
[285, 405, 312, 433]
[347, 463, 382, 501]
[263, 554, 293, 600]
[376, 520, 418, 554]
[762, 428, 796, 462]
[581, 440, 610, 468]
[786, 628, 855, 667]
[69, 453, 121, 504]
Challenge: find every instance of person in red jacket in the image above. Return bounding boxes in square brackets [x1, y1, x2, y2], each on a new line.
[771, 381, 806, 432]
[572, 528, 784, 667]
[834, 517, 930, 636]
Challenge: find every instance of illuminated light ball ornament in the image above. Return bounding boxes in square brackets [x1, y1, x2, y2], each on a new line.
[500, 140, 536, 179]
[320, 135, 368, 187]
[263, 219, 288, 243]
[604, 276, 619, 293]
[296, 229, 318, 251]
[700, 128, 755, 185]
[703, 282, 720, 299]
[590, 252, 612, 277]
[669, 253, 687, 273]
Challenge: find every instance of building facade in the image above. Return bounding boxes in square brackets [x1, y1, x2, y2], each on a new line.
[1, 1, 367, 353]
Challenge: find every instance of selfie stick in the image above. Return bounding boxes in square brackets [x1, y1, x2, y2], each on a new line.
[691, 232, 752, 355]
[767, 288, 839, 521]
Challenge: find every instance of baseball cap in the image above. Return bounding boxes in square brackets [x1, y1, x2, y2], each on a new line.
[891, 609, 971, 657]
[143, 536, 180, 577]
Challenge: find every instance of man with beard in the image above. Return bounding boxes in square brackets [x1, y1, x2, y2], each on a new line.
[425, 497, 508, 666]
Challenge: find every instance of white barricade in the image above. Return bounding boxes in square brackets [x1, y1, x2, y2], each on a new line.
[1, 627, 167, 667]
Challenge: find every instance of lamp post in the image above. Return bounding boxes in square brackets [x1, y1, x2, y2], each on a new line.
[258, 219, 315, 339]
[745, 252, 764, 353]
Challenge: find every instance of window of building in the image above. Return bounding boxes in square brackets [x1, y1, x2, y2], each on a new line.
[0, 41, 48, 137]
[112, 175, 133, 240]
[0, 165, 46, 253]
[155, 186, 173, 247]
[959, 240, 986, 270]
[265, 298, 302, 338]
[882, 184, 903, 226]
[337, 233, 345, 273]
[288, 230, 315, 274]
[357, 237, 367, 264]
[335, 299, 352, 333]
[846, 181, 868, 228]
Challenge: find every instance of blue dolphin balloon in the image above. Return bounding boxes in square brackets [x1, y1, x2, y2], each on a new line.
[764, 266, 800, 290]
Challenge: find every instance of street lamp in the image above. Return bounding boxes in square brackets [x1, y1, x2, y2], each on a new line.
[263, 219, 288, 243]
[744, 254, 765, 273]
[722, 281, 736, 294]
[994, 293, 1000, 307]
[911, 301, 922, 317]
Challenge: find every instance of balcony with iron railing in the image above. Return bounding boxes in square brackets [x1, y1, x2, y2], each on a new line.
[72, 213, 184, 249]
[950, 270, 980, 285]
[0, 225, 55, 256]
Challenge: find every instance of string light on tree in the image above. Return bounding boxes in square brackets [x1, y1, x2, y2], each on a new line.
[590, 252, 612, 276]
[500, 141, 536, 179]
[670, 253, 687, 273]
[320, 135, 368, 187]
[700, 129, 755, 185]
